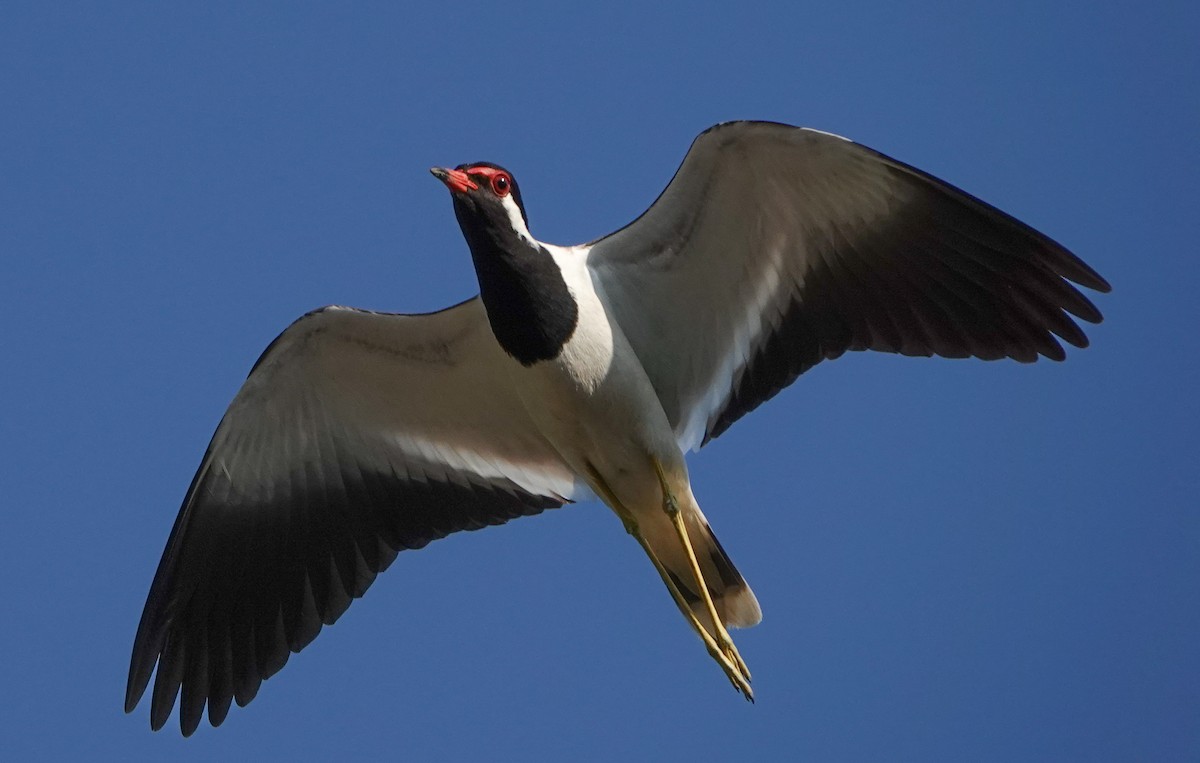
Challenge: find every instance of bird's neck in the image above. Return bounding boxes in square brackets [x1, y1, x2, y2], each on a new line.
[457, 215, 578, 366]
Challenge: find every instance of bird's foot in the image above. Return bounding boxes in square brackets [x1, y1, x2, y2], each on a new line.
[723, 638, 752, 683]
[706, 638, 753, 701]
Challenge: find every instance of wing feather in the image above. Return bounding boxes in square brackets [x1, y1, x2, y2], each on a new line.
[127, 298, 579, 734]
[587, 121, 1110, 449]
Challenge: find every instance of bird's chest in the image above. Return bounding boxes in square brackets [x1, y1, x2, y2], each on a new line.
[505, 278, 676, 472]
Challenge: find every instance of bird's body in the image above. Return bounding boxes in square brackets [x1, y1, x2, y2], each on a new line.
[504, 241, 762, 635]
[127, 121, 1110, 735]
[514, 249, 675, 511]
[453, 178, 762, 642]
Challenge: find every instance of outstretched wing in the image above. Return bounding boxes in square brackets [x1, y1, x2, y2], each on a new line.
[126, 298, 581, 735]
[587, 121, 1110, 450]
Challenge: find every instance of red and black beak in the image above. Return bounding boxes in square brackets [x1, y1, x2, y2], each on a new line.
[430, 167, 478, 194]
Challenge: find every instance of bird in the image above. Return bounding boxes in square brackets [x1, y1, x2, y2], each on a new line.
[125, 121, 1110, 735]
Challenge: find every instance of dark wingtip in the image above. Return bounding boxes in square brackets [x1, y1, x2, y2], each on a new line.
[1064, 258, 1112, 295]
[124, 644, 154, 714]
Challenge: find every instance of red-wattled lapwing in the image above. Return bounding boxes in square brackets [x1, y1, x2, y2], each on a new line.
[126, 121, 1110, 734]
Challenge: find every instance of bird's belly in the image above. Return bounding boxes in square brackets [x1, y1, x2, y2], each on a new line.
[507, 325, 687, 514]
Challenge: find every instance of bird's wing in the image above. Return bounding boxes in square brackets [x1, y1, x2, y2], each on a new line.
[586, 121, 1110, 451]
[126, 298, 582, 735]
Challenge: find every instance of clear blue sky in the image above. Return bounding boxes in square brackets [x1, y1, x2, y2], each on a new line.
[2, 2, 1196, 760]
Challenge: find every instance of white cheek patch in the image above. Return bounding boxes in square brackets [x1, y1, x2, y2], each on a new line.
[501, 194, 535, 245]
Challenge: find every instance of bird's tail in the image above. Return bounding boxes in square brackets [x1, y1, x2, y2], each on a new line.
[639, 496, 762, 639]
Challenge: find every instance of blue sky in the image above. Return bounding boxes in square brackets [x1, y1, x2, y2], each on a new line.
[3, 2, 1197, 760]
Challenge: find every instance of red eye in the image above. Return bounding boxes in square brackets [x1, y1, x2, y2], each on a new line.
[490, 173, 511, 196]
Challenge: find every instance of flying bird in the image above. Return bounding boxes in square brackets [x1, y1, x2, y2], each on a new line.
[126, 121, 1110, 734]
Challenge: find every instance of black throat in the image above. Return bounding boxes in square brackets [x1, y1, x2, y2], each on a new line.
[453, 200, 578, 366]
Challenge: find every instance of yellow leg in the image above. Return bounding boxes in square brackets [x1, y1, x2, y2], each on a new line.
[584, 462, 754, 701]
[651, 458, 753, 685]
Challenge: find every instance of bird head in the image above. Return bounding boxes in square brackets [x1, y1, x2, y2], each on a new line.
[431, 163, 532, 250]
